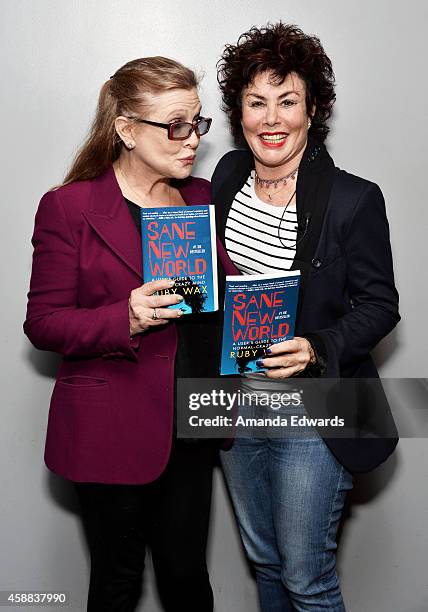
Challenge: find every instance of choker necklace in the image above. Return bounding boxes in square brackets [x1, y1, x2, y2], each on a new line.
[257, 180, 290, 202]
[255, 166, 299, 190]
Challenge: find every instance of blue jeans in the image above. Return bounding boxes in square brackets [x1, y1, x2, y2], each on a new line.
[221, 437, 353, 611]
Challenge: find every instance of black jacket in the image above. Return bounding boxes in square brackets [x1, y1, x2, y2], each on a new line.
[212, 148, 400, 473]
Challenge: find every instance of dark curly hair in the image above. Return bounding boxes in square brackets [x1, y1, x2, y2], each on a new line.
[217, 22, 336, 143]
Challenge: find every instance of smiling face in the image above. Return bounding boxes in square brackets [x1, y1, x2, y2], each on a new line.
[241, 71, 313, 175]
[117, 87, 203, 181]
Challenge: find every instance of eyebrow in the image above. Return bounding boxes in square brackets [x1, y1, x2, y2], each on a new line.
[245, 91, 300, 100]
[165, 106, 202, 120]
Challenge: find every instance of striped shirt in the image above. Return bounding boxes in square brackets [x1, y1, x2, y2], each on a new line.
[225, 170, 298, 274]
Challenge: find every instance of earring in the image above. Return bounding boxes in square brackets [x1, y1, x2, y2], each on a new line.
[125, 141, 134, 150]
[307, 119, 312, 129]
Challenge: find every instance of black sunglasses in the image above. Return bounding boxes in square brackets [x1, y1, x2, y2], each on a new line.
[125, 116, 212, 141]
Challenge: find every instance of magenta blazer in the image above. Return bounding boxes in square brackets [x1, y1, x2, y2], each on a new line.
[24, 166, 212, 484]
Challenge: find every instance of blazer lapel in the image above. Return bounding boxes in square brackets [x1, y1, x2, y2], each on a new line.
[214, 151, 253, 243]
[83, 167, 213, 279]
[83, 166, 143, 278]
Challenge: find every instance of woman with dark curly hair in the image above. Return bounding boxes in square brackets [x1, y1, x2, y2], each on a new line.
[213, 23, 399, 611]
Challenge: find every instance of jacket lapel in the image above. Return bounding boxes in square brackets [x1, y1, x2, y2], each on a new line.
[83, 167, 212, 279]
[83, 166, 143, 278]
[213, 151, 253, 242]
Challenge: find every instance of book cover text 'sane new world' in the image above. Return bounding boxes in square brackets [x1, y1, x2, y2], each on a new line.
[220, 271, 300, 375]
[141, 205, 218, 314]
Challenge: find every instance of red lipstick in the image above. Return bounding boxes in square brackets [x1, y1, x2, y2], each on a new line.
[258, 132, 288, 148]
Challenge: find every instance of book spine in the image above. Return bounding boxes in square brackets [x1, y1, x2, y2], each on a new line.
[209, 205, 218, 310]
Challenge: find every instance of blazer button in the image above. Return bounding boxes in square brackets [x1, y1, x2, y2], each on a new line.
[311, 257, 322, 269]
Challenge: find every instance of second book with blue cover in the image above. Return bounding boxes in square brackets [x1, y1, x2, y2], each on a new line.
[220, 271, 301, 375]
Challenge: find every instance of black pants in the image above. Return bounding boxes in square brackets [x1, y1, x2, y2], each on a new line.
[75, 441, 216, 612]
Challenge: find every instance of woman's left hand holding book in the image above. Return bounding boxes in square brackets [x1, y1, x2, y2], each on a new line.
[128, 278, 185, 336]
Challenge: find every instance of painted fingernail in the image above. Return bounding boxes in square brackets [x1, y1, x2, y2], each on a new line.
[176, 295, 184, 302]
[265, 348, 272, 355]
[176, 310, 183, 317]
[256, 359, 264, 367]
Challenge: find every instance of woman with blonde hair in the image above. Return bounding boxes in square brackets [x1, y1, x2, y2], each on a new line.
[25, 56, 216, 611]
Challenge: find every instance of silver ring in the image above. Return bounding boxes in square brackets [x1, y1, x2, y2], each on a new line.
[152, 308, 158, 320]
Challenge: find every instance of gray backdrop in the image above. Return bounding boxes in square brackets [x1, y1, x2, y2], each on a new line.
[2, 1, 427, 610]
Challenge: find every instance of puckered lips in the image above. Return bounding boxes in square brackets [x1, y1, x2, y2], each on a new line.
[258, 132, 288, 148]
[178, 155, 196, 165]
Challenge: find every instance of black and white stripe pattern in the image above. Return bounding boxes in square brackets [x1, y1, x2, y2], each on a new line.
[225, 170, 298, 274]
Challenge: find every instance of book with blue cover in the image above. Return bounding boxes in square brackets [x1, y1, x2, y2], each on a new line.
[141, 205, 218, 313]
[220, 271, 301, 375]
